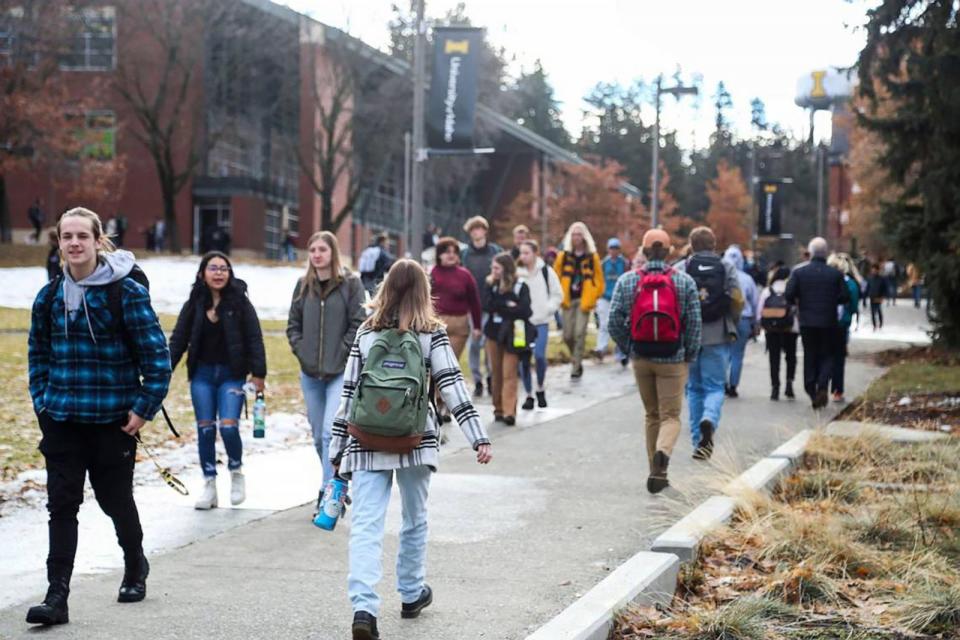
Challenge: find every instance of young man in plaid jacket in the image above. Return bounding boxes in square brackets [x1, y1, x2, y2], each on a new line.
[26, 208, 171, 626]
[608, 229, 702, 493]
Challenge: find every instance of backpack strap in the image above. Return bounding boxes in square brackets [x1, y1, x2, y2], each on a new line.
[541, 264, 550, 295]
[41, 274, 64, 344]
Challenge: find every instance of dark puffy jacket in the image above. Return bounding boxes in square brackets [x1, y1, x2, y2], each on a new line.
[784, 258, 849, 329]
[286, 271, 366, 379]
[461, 241, 502, 294]
[481, 280, 533, 350]
[169, 280, 267, 380]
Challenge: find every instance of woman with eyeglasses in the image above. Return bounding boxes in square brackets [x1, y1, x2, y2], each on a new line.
[169, 251, 267, 510]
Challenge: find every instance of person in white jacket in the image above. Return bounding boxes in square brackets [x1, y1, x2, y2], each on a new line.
[516, 240, 563, 409]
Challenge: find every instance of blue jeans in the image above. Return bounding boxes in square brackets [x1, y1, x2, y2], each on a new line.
[728, 317, 753, 389]
[687, 343, 731, 446]
[190, 363, 246, 477]
[520, 323, 550, 395]
[349, 466, 431, 616]
[300, 372, 344, 488]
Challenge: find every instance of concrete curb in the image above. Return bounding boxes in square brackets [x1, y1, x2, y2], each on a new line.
[723, 456, 791, 496]
[650, 496, 737, 562]
[768, 429, 813, 466]
[826, 420, 949, 443]
[524, 551, 679, 640]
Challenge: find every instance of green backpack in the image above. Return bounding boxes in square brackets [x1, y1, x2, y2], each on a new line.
[348, 330, 430, 453]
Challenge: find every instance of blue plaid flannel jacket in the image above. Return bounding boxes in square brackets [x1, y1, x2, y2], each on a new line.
[607, 260, 703, 363]
[28, 279, 172, 423]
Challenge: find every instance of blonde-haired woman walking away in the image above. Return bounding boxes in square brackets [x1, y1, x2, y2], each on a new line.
[330, 259, 491, 639]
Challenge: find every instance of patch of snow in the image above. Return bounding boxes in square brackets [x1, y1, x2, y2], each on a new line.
[0, 256, 306, 320]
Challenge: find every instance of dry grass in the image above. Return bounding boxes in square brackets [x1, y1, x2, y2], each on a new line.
[613, 430, 960, 639]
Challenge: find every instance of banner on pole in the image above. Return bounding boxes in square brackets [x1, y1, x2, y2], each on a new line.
[757, 181, 783, 236]
[427, 27, 483, 149]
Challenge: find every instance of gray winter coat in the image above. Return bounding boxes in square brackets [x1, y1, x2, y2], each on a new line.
[286, 270, 366, 379]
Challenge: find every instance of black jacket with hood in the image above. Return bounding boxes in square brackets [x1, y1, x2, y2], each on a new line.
[169, 279, 267, 380]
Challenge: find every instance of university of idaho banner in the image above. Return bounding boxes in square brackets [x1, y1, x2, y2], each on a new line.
[757, 181, 783, 236]
[427, 27, 483, 149]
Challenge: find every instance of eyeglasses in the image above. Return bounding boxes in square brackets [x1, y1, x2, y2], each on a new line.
[206, 265, 231, 274]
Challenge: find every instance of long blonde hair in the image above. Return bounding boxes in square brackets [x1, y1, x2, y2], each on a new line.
[297, 231, 345, 300]
[487, 251, 518, 292]
[57, 207, 117, 256]
[561, 221, 597, 254]
[365, 259, 442, 333]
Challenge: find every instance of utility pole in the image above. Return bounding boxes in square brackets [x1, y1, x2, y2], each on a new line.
[749, 141, 757, 255]
[410, 0, 426, 259]
[650, 75, 697, 229]
[403, 131, 412, 254]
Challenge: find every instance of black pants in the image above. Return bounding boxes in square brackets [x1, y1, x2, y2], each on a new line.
[765, 331, 797, 389]
[870, 302, 883, 329]
[39, 415, 143, 581]
[831, 327, 849, 395]
[800, 327, 839, 401]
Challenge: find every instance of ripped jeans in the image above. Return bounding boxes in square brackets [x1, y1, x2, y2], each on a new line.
[190, 363, 246, 477]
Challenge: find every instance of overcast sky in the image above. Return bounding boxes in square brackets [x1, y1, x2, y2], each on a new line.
[280, 0, 870, 148]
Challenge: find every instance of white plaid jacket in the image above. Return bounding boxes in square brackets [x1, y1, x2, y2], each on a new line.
[330, 326, 490, 476]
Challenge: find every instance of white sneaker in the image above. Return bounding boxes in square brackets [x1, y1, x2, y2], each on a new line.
[195, 478, 218, 510]
[230, 470, 246, 505]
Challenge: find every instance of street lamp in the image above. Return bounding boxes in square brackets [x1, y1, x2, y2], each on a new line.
[650, 76, 698, 229]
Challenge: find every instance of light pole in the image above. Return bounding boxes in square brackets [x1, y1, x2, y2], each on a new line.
[650, 76, 697, 229]
[410, 0, 427, 259]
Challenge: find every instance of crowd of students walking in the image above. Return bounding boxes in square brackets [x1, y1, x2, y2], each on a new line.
[24, 204, 913, 639]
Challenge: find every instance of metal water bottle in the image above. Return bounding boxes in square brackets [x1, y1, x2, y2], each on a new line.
[252, 391, 266, 438]
[313, 475, 348, 531]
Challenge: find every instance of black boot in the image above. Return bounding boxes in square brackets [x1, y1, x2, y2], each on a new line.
[770, 386, 779, 401]
[693, 420, 715, 460]
[352, 611, 380, 640]
[784, 381, 795, 399]
[522, 396, 535, 411]
[401, 584, 433, 619]
[118, 554, 149, 603]
[536, 391, 547, 408]
[647, 451, 670, 494]
[26, 573, 70, 626]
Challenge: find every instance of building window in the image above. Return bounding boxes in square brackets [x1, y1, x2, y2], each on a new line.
[60, 6, 115, 71]
[0, 7, 32, 67]
[67, 110, 117, 160]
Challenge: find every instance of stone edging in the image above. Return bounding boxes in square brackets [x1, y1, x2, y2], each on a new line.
[524, 421, 949, 640]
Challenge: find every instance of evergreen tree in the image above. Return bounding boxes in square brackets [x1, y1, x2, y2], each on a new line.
[510, 60, 570, 148]
[857, 0, 960, 346]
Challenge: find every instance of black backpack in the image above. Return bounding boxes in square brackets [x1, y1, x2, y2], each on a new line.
[760, 291, 795, 332]
[40, 265, 179, 436]
[686, 254, 731, 323]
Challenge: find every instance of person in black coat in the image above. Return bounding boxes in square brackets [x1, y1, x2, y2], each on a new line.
[785, 238, 849, 409]
[481, 252, 533, 425]
[169, 251, 266, 510]
[45, 228, 62, 281]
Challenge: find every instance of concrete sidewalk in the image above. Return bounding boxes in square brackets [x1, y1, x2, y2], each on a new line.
[0, 307, 928, 639]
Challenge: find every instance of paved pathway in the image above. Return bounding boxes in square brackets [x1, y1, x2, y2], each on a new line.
[0, 306, 930, 639]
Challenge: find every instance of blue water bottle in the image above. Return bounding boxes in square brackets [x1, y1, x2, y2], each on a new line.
[252, 391, 266, 438]
[313, 475, 348, 531]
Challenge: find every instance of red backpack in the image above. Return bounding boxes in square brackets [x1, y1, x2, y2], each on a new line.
[630, 267, 683, 357]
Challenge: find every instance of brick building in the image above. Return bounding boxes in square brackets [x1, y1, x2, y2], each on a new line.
[3, 0, 620, 261]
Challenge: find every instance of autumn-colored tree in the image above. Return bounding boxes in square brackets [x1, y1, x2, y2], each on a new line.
[0, 1, 90, 242]
[847, 94, 898, 258]
[500, 160, 645, 254]
[705, 159, 750, 250]
[656, 163, 696, 246]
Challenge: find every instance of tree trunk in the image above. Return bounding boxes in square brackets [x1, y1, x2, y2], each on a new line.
[321, 189, 334, 232]
[0, 174, 11, 243]
[161, 180, 181, 253]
